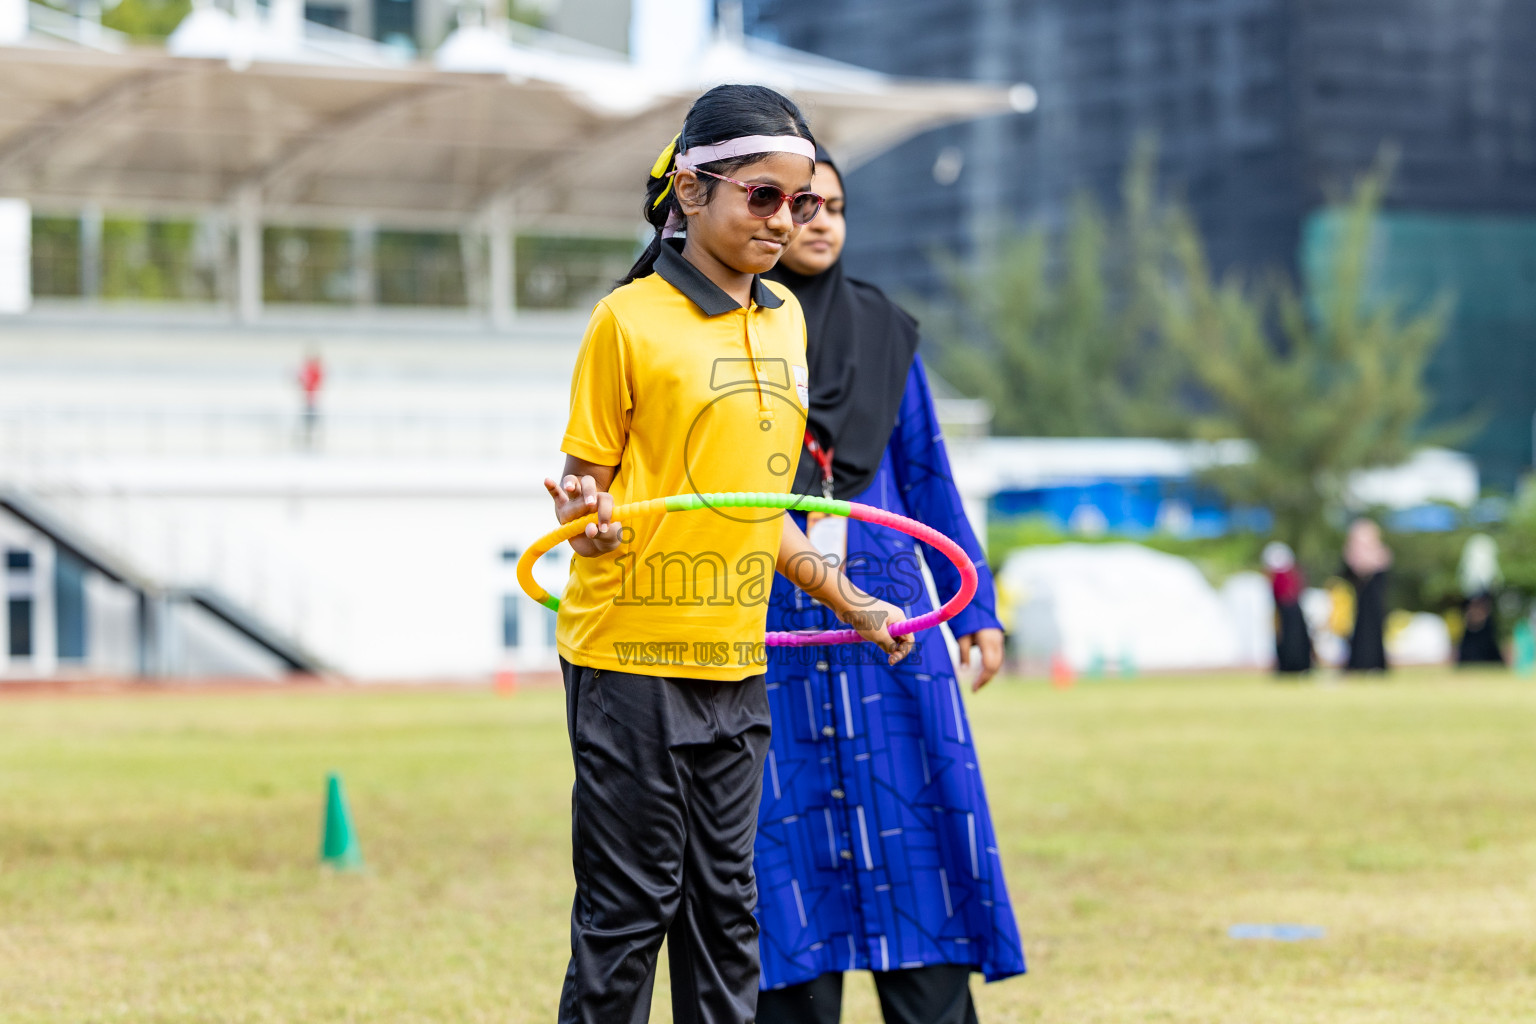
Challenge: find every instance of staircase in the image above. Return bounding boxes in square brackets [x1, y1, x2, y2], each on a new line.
[0, 487, 324, 679]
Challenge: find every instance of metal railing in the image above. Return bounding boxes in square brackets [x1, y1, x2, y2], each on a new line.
[0, 406, 554, 460]
[29, 217, 636, 314]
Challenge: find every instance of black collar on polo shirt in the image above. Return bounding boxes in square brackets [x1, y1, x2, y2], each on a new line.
[655, 238, 785, 315]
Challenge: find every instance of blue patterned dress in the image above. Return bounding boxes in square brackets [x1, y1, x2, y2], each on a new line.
[754, 354, 1027, 990]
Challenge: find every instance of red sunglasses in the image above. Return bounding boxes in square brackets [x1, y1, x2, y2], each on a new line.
[692, 170, 825, 225]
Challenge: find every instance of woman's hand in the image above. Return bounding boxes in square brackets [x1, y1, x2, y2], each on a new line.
[543, 472, 622, 557]
[838, 596, 915, 666]
[957, 627, 1005, 692]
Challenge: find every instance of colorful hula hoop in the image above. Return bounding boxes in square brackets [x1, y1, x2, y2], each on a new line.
[517, 492, 977, 646]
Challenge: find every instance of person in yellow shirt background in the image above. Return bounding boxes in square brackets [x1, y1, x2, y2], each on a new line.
[541, 84, 912, 1024]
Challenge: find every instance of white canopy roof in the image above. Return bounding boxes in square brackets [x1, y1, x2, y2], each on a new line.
[0, 12, 1034, 232]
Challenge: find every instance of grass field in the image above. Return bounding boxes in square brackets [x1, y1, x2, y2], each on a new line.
[2, 670, 1535, 1023]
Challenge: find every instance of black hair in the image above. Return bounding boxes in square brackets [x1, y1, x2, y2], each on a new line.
[814, 144, 845, 212]
[619, 84, 816, 285]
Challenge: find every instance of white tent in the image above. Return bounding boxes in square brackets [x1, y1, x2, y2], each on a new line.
[1000, 544, 1245, 673]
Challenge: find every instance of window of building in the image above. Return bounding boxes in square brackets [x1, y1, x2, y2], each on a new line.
[539, 548, 563, 649]
[55, 550, 87, 661]
[1077, 0, 1124, 18]
[1155, 94, 1183, 134]
[8, 597, 31, 658]
[1075, 31, 1124, 80]
[1193, 87, 1218, 127]
[1240, 13, 1282, 60]
[304, 3, 349, 31]
[372, 0, 415, 47]
[1196, 23, 1219, 65]
[502, 594, 520, 650]
[5, 547, 32, 659]
[264, 227, 354, 305]
[1243, 83, 1286, 123]
[1082, 98, 1127, 140]
[376, 231, 466, 307]
[501, 548, 521, 650]
[1154, 26, 1178, 74]
[29, 216, 81, 298]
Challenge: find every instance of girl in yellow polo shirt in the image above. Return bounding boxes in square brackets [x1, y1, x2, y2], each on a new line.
[540, 85, 913, 1024]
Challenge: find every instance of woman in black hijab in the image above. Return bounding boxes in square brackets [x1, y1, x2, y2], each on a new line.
[752, 150, 1025, 1024]
[1342, 518, 1392, 673]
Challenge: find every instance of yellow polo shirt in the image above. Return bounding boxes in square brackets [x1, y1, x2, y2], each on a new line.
[556, 240, 810, 680]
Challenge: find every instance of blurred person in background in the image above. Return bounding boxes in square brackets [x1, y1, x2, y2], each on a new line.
[1456, 533, 1505, 666]
[752, 147, 1025, 1024]
[1342, 518, 1392, 673]
[297, 349, 324, 451]
[1263, 541, 1313, 675]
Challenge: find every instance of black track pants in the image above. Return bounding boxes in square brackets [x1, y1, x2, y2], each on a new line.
[558, 659, 772, 1024]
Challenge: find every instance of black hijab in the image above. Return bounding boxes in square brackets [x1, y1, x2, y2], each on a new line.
[766, 148, 921, 500]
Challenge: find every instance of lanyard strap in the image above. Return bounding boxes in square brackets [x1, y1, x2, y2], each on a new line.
[804, 430, 834, 499]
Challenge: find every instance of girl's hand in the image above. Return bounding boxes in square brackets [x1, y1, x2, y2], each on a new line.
[776, 519, 912, 664]
[543, 474, 622, 557]
[957, 627, 1005, 692]
[838, 596, 915, 665]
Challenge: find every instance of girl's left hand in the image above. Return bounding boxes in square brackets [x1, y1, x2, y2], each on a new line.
[839, 597, 915, 665]
[957, 628, 1004, 692]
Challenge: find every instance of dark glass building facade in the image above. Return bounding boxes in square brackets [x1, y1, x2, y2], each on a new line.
[743, 0, 1536, 483]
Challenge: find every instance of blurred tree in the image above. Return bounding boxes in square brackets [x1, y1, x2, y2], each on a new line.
[376, 231, 467, 307]
[264, 227, 353, 305]
[30, 217, 82, 297]
[1496, 486, 1536, 624]
[101, 0, 191, 38]
[101, 217, 215, 300]
[930, 143, 1186, 438]
[515, 234, 636, 310]
[1160, 168, 1451, 566]
[945, 147, 1459, 576]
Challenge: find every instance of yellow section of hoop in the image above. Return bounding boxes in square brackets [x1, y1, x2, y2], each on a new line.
[516, 497, 669, 610]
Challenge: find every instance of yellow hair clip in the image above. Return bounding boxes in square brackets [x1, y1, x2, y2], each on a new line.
[650, 133, 680, 179]
[649, 133, 681, 209]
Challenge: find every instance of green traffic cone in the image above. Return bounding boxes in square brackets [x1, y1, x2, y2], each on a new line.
[320, 772, 364, 870]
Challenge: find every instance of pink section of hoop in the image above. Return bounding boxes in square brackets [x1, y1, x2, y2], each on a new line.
[766, 503, 978, 646]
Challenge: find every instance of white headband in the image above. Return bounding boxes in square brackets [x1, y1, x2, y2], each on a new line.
[661, 135, 816, 238]
[673, 135, 817, 172]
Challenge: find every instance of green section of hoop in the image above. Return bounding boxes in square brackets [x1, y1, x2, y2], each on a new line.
[534, 493, 856, 615]
[799, 495, 852, 517]
[683, 492, 852, 517]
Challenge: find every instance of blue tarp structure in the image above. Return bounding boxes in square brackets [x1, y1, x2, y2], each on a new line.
[990, 476, 1271, 538]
